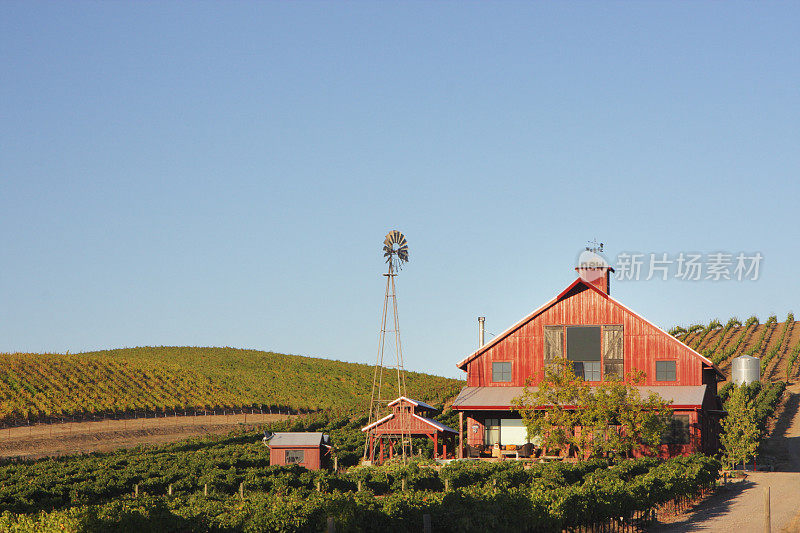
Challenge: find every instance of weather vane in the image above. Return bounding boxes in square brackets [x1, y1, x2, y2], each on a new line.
[585, 239, 604, 254]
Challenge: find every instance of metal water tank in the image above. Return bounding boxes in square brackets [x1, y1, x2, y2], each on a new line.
[731, 354, 760, 385]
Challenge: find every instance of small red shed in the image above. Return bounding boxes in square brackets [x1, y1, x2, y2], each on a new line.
[266, 432, 331, 470]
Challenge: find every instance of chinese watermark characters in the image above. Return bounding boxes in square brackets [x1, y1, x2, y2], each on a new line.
[614, 252, 763, 281]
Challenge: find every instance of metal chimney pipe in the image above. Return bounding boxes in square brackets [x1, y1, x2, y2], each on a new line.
[478, 317, 485, 348]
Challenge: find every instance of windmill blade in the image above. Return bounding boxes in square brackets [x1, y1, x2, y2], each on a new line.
[381, 230, 409, 265]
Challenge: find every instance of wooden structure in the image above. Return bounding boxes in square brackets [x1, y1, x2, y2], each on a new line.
[452, 264, 725, 457]
[361, 397, 457, 463]
[266, 432, 331, 470]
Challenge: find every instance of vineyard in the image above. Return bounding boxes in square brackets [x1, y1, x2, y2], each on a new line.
[669, 312, 800, 381]
[0, 414, 721, 533]
[0, 348, 463, 427]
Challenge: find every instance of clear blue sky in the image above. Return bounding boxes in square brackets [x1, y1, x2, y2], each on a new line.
[2, 3, 798, 378]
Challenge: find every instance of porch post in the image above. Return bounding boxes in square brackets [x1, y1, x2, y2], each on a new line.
[433, 432, 438, 459]
[458, 411, 464, 459]
[368, 434, 374, 462]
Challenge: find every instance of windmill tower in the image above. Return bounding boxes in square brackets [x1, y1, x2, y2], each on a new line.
[363, 230, 411, 462]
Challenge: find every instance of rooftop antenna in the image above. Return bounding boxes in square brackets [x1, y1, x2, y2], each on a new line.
[364, 230, 411, 463]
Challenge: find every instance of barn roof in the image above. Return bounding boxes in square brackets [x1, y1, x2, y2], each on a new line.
[451, 384, 708, 409]
[266, 432, 327, 447]
[455, 277, 723, 378]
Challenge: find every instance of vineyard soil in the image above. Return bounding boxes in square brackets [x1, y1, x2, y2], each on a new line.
[0, 413, 294, 460]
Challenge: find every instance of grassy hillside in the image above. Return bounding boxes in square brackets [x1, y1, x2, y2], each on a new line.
[0, 347, 463, 425]
[669, 312, 800, 381]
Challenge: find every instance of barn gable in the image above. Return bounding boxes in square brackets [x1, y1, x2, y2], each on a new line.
[457, 277, 723, 388]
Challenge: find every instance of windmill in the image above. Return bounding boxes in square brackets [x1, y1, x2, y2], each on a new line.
[363, 230, 411, 462]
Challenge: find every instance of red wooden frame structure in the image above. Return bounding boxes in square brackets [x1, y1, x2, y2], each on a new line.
[362, 397, 457, 464]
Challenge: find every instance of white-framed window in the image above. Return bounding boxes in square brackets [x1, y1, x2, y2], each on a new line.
[285, 449, 305, 464]
[492, 361, 512, 382]
[656, 360, 677, 381]
[484, 418, 500, 445]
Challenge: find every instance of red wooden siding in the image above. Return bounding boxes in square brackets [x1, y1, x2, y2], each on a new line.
[269, 446, 323, 470]
[372, 412, 440, 435]
[466, 282, 706, 388]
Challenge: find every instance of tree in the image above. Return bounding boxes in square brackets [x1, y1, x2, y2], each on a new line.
[719, 384, 760, 469]
[512, 359, 672, 459]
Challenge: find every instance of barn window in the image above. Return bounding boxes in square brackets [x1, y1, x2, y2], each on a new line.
[572, 361, 601, 381]
[661, 415, 690, 445]
[484, 418, 500, 445]
[567, 326, 601, 381]
[602, 325, 624, 379]
[656, 360, 677, 381]
[285, 449, 305, 464]
[492, 362, 512, 382]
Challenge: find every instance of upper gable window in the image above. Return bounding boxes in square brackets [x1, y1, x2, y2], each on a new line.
[544, 325, 623, 381]
[492, 361, 512, 382]
[567, 326, 601, 381]
[656, 360, 677, 381]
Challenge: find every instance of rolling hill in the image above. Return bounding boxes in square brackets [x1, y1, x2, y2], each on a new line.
[0, 347, 463, 426]
[670, 312, 800, 381]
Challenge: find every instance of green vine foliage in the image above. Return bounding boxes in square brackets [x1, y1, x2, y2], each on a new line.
[711, 316, 759, 365]
[758, 314, 787, 372]
[512, 360, 671, 459]
[719, 385, 760, 469]
[0, 348, 463, 425]
[0, 445, 720, 533]
[691, 319, 722, 350]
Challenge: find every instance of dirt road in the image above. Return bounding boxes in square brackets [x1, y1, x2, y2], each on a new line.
[652, 383, 800, 532]
[0, 413, 294, 460]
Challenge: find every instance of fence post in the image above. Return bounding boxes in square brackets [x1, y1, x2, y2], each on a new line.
[402, 478, 406, 492]
[168, 484, 173, 496]
[204, 483, 208, 496]
[444, 478, 449, 491]
[357, 479, 362, 492]
[327, 517, 336, 533]
[134, 484, 139, 497]
[423, 513, 432, 533]
[764, 486, 771, 533]
[239, 482, 244, 500]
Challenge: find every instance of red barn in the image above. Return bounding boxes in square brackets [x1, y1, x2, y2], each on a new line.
[452, 264, 725, 457]
[266, 432, 331, 470]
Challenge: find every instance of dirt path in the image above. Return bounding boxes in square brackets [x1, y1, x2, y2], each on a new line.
[652, 383, 800, 532]
[0, 413, 294, 460]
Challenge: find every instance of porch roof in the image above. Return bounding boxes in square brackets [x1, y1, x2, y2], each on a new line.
[452, 385, 708, 410]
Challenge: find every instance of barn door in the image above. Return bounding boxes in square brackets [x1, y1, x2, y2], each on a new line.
[603, 325, 624, 379]
[543, 326, 563, 375]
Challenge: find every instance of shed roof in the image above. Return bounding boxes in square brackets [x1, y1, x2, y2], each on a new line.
[361, 413, 457, 434]
[452, 385, 708, 409]
[266, 432, 327, 447]
[387, 396, 438, 411]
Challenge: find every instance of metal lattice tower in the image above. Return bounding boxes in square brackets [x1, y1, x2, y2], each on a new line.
[363, 230, 411, 463]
